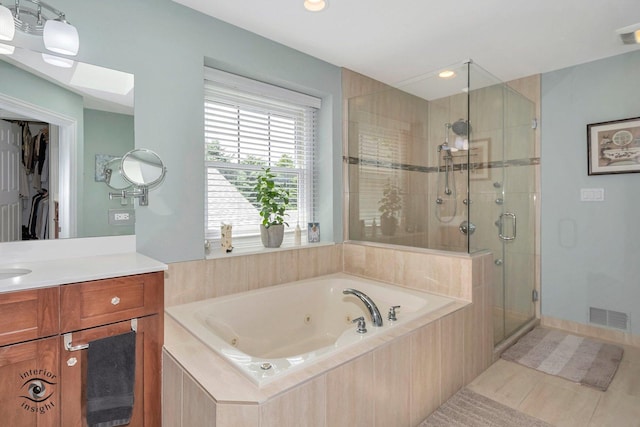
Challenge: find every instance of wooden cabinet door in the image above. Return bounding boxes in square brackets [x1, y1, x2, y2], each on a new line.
[0, 287, 59, 347]
[60, 315, 161, 427]
[0, 336, 60, 427]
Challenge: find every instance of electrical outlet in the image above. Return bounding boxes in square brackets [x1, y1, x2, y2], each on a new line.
[109, 209, 135, 225]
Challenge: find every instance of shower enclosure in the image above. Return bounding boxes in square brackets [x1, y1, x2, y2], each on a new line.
[345, 61, 538, 345]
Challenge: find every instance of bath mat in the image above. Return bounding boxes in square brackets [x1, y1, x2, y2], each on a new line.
[420, 387, 552, 427]
[500, 327, 623, 391]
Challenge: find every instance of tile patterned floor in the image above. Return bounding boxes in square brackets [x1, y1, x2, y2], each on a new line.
[468, 342, 640, 427]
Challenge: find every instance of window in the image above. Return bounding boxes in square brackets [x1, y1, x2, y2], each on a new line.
[204, 68, 320, 247]
[356, 125, 408, 223]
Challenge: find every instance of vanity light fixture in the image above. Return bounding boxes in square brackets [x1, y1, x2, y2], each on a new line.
[2, 0, 79, 55]
[617, 23, 640, 44]
[304, 0, 327, 12]
[0, 3, 15, 41]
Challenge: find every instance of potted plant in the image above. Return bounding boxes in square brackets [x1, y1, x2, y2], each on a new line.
[378, 182, 402, 236]
[254, 167, 290, 248]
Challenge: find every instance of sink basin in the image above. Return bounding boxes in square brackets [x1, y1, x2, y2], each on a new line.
[0, 268, 32, 280]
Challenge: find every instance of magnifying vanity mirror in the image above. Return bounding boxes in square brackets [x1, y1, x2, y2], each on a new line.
[104, 157, 130, 191]
[122, 149, 166, 188]
[107, 149, 166, 206]
[0, 45, 135, 242]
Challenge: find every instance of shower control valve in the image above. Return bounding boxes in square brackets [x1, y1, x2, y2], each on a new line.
[388, 305, 401, 321]
[352, 316, 367, 334]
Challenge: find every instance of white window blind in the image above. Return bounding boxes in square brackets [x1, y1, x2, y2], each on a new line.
[204, 68, 319, 245]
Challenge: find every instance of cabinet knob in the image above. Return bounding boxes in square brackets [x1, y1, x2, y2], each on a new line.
[67, 357, 78, 367]
[111, 296, 121, 305]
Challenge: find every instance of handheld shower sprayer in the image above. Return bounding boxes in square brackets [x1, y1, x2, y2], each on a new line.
[435, 122, 457, 221]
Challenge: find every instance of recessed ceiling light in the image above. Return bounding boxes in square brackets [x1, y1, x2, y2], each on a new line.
[616, 23, 640, 44]
[438, 70, 456, 79]
[304, 0, 327, 12]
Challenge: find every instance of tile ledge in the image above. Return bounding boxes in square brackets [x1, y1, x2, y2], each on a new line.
[205, 241, 336, 260]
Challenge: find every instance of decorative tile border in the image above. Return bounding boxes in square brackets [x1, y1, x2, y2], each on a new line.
[345, 156, 540, 174]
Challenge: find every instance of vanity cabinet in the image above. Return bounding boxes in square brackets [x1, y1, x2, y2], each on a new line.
[0, 271, 164, 427]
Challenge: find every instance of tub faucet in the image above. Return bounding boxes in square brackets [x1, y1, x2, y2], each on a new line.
[343, 288, 383, 327]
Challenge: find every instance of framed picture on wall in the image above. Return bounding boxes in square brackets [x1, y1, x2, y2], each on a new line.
[587, 117, 640, 175]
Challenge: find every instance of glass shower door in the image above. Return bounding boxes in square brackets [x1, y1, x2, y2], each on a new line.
[467, 66, 537, 345]
[497, 85, 537, 343]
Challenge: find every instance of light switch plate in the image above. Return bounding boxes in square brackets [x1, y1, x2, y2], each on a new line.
[108, 209, 135, 225]
[580, 188, 605, 202]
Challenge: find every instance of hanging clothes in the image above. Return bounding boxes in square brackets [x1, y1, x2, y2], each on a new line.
[27, 190, 48, 240]
[31, 129, 48, 191]
[20, 122, 34, 174]
[18, 163, 29, 199]
[36, 197, 49, 240]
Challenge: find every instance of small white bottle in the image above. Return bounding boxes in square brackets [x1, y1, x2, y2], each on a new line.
[294, 224, 302, 245]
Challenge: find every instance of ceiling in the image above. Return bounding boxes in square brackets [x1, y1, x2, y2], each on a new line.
[173, 0, 640, 89]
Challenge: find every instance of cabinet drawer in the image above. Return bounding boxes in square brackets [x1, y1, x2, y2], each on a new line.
[0, 287, 59, 347]
[60, 272, 163, 332]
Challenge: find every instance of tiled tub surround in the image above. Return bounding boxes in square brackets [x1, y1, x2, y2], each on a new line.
[164, 244, 343, 307]
[167, 273, 456, 386]
[163, 243, 493, 426]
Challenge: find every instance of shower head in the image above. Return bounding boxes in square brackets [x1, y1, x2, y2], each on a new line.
[451, 119, 471, 137]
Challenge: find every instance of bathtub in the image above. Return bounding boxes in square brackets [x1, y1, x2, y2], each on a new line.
[166, 273, 455, 386]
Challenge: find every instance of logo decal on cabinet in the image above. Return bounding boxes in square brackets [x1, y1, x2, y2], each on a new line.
[18, 369, 57, 415]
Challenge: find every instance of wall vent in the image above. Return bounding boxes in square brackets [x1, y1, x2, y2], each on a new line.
[589, 307, 629, 330]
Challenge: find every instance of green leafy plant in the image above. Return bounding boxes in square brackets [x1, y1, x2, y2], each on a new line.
[378, 182, 402, 219]
[254, 167, 290, 228]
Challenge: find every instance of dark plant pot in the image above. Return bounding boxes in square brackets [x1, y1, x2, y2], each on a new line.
[260, 224, 284, 248]
[380, 216, 398, 236]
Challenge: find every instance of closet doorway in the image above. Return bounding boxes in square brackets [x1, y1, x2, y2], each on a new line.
[0, 94, 77, 241]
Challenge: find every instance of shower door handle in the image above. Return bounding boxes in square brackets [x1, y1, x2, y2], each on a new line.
[498, 212, 516, 241]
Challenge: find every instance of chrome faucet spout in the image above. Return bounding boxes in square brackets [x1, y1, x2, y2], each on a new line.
[343, 288, 383, 327]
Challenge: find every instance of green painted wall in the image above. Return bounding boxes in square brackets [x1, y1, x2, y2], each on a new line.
[541, 49, 640, 333]
[83, 108, 135, 237]
[36, 0, 343, 263]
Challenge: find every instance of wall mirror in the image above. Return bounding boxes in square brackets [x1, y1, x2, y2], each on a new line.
[0, 45, 135, 242]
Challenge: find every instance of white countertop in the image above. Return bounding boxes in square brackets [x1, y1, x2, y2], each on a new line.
[0, 252, 167, 293]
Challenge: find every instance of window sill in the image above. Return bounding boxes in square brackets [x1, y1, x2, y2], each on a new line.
[205, 241, 336, 260]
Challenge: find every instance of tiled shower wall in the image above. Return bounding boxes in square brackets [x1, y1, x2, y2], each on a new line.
[342, 67, 541, 344]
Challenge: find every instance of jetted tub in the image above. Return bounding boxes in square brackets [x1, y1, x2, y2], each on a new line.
[166, 273, 455, 386]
